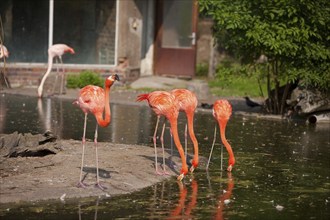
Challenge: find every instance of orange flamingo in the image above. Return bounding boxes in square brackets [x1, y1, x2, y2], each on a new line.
[207, 100, 235, 172]
[73, 74, 119, 189]
[38, 44, 75, 98]
[171, 89, 199, 173]
[137, 91, 188, 181]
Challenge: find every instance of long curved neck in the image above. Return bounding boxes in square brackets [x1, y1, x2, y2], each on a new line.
[169, 117, 188, 174]
[219, 120, 235, 165]
[186, 112, 198, 161]
[37, 56, 53, 97]
[95, 85, 111, 127]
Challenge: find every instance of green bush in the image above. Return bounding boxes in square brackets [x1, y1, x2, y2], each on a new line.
[67, 71, 104, 89]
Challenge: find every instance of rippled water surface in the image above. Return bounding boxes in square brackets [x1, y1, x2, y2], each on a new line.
[1, 94, 330, 219]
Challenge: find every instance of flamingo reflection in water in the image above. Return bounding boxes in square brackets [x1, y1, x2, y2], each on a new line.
[214, 172, 234, 220]
[169, 179, 198, 219]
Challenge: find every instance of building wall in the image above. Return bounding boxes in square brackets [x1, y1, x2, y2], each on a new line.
[117, 0, 143, 69]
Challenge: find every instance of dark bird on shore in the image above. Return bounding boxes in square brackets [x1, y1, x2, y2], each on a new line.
[201, 103, 213, 109]
[244, 96, 262, 107]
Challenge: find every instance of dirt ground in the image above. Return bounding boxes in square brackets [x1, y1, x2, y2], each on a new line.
[0, 86, 268, 206]
[0, 138, 185, 204]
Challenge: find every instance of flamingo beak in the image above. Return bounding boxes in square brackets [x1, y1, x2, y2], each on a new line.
[227, 165, 233, 172]
[114, 74, 120, 81]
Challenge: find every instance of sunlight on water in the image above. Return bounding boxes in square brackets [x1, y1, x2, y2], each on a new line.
[1, 94, 329, 219]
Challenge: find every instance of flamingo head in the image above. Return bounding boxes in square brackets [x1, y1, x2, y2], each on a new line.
[105, 74, 120, 87]
[67, 48, 75, 54]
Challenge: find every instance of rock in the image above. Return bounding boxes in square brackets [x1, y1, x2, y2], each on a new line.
[287, 87, 330, 115]
[0, 132, 62, 157]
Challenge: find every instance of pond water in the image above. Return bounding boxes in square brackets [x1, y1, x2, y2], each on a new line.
[1, 93, 330, 219]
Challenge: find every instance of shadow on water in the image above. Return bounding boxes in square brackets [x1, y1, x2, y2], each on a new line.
[0, 93, 330, 219]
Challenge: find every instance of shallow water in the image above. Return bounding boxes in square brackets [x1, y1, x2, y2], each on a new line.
[1, 93, 330, 219]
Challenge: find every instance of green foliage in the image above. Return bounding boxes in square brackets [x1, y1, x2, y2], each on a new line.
[199, 0, 330, 91]
[209, 61, 267, 97]
[67, 71, 104, 89]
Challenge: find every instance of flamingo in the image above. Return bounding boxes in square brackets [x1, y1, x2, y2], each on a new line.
[73, 73, 119, 189]
[137, 91, 188, 181]
[171, 89, 199, 173]
[207, 100, 235, 172]
[0, 44, 9, 59]
[37, 44, 75, 98]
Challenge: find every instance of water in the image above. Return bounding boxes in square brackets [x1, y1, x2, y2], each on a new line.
[1, 93, 330, 219]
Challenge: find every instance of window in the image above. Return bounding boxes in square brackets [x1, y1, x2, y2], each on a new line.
[0, 0, 117, 65]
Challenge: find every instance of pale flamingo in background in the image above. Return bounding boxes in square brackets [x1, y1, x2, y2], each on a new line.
[171, 89, 199, 173]
[73, 74, 119, 190]
[0, 44, 9, 59]
[37, 44, 75, 98]
[137, 91, 188, 181]
[207, 100, 235, 172]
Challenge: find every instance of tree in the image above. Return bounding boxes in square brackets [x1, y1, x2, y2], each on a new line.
[199, 0, 330, 114]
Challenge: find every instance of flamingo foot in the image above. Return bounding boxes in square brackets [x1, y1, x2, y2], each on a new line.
[227, 165, 233, 172]
[155, 170, 164, 176]
[77, 181, 88, 188]
[95, 182, 107, 190]
[177, 173, 185, 181]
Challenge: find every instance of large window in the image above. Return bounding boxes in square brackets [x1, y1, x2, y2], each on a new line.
[0, 0, 117, 65]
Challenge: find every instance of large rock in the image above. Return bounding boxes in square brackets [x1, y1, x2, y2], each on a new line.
[0, 131, 62, 157]
[287, 87, 330, 115]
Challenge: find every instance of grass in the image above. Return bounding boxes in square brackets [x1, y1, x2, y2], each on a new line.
[209, 76, 267, 98]
[197, 61, 267, 98]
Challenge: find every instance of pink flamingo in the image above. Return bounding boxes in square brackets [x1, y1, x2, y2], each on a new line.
[171, 89, 199, 173]
[37, 44, 75, 98]
[73, 74, 119, 189]
[0, 44, 9, 59]
[137, 91, 188, 181]
[207, 100, 235, 172]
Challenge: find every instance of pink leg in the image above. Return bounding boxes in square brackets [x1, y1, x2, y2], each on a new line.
[153, 116, 163, 175]
[160, 122, 170, 175]
[94, 124, 106, 190]
[206, 125, 217, 170]
[184, 123, 188, 161]
[77, 113, 88, 188]
[59, 57, 65, 95]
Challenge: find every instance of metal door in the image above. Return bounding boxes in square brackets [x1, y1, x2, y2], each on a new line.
[154, 0, 198, 78]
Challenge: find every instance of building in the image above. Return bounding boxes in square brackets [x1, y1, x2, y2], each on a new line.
[0, 0, 199, 88]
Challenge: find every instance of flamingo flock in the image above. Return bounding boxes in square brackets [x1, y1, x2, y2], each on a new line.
[137, 90, 235, 181]
[5, 42, 235, 187]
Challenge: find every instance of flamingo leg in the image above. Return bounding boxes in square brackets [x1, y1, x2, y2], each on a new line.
[77, 113, 88, 188]
[184, 123, 188, 162]
[206, 125, 217, 170]
[94, 124, 106, 190]
[59, 56, 65, 95]
[52, 57, 59, 95]
[160, 122, 170, 175]
[153, 116, 162, 175]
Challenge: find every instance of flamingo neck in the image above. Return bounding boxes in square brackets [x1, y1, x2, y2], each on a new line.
[169, 117, 188, 175]
[219, 121, 235, 166]
[37, 57, 54, 98]
[186, 112, 198, 166]
[95, 85, 111, 127]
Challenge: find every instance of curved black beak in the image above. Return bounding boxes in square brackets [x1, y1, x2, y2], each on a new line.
[114, 74, 120, 81]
